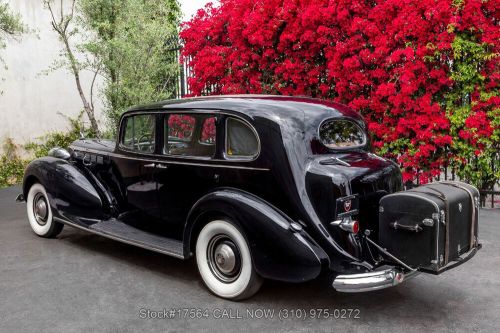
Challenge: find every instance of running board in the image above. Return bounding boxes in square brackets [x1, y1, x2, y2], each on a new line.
[55, 217, 186, 259]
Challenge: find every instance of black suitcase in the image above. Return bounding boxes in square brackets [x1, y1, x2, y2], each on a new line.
[378, 181, 479, 273]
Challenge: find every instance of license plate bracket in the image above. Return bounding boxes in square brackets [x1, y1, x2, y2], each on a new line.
[336, 195, 359, 218]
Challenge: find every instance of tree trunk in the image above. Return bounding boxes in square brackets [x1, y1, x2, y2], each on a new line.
[62, 36, 101, 137]
[46, 0, 101, 137]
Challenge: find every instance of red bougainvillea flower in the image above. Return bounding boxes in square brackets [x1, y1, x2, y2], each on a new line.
[181, 0, 499, 184]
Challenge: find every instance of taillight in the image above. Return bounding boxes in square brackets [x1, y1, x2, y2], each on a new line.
[394, 272, 404, 284]
[331, 217, 359, 234]
[351, 220, 359, 234]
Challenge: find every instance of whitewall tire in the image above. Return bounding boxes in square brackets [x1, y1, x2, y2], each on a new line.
[26, 183, 63, 238]
[195, 220, 263, 300]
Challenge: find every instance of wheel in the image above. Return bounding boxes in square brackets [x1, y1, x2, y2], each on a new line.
[26, 183, 63, 238]
[195, 220, 263, 300]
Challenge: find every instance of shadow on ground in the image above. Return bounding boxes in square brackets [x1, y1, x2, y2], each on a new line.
[1, 185, 499, 332]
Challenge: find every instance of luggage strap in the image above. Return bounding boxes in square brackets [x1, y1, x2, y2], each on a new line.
[438, 181, 477, 250]
[415, 187, 450, 266]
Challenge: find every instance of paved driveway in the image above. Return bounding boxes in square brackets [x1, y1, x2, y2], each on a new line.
[1, 185, 498, 332]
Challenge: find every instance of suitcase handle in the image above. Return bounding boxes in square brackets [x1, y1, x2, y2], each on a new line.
[390, 221, 423, 232]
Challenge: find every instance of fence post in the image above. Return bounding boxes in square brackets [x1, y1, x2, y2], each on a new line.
[180, 52, 186, 98]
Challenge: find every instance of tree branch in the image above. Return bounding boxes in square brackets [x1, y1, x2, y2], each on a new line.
[90, 62, 101, 112]
[46, 0, 100, 137]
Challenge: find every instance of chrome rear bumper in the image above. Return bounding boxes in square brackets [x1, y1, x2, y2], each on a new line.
[332, 268, 419, 293]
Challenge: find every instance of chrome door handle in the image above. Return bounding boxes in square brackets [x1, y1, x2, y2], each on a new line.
[143, 163, 155, 168]
[156, 164, 168, 169]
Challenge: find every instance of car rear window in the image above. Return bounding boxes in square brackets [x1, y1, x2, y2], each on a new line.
[319, 119, 366, 149]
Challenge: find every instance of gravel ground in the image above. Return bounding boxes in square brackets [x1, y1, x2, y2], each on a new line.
[1, 185, 499, 333]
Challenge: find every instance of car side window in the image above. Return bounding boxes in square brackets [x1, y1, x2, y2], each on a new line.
[200, 117, 216, 144]
[167, 114, 196, 141]
[121, 114, 156, 153]
[164, 114, 216, 157]
[225, 117, 259, 159]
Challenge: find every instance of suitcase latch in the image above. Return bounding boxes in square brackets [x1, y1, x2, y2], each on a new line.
[440, 210, 446, 225]
[431, 255, 445, 267]
[422, 218, 434, 227]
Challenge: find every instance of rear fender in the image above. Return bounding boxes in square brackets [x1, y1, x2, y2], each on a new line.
[23, 157, 106, 221]
[184, 188, 329, 282]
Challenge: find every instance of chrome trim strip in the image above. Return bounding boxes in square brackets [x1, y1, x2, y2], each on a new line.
[117, 108, 262, 164]
[54, 217, 186, 259]
[69, 145, 270, 171]
[332, 268, 420, 293]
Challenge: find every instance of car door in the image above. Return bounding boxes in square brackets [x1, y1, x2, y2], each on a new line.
[114, 113, 162, 225]
[156, 112, 220, 239]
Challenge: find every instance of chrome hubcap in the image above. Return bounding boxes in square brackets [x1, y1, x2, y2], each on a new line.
[33, 193, 48, 226]
[207, 235, 241, 283]
[214, 243, 236, 274]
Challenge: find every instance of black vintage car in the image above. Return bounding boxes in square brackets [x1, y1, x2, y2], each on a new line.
[18, 95, 481, 300]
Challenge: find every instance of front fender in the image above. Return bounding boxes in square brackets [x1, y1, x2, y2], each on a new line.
[23, 157, 105, 221]
[184, 188, 329, 283]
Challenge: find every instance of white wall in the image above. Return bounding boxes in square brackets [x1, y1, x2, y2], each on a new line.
[0, 0, 104, 148]
[180, 0, 217, 20]
[0, 0, 216, 149]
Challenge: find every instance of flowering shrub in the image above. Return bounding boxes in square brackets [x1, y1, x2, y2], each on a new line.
[168, 115, 196, 139]
[0, 139, 27, 188]
[200, 117, 216, 143]
[167, 115, 216, 143]
[181, 0, 499, 187]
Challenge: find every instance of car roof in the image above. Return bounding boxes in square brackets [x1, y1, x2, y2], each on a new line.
[126, 95, 363, 123]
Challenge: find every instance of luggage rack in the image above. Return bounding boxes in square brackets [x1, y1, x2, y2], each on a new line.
[366, 234, 481, 275]
[333, 236, 419, 293]
[364, 236, 415, 271]
[420, 242, 482, 275]
[332, 235, 482, 293]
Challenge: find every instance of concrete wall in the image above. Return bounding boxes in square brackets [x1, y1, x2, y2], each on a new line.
[0, 0, 104, 148]
[181, 0, 217, 20]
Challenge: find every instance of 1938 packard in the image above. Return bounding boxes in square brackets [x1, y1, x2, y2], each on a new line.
[18, 95, 481, 300]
